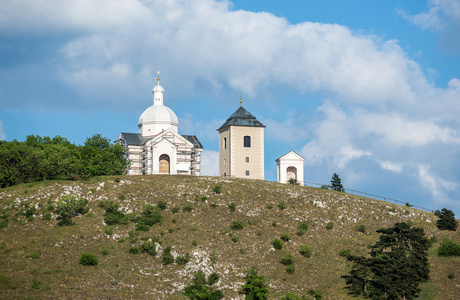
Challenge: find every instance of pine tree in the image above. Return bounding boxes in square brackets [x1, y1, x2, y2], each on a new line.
[330, 173, 343, 191]
[346, 222, 430, 299]
[434, 208, 458, 231]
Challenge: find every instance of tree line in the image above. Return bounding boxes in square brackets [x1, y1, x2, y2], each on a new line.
[0, 134, 126, 188]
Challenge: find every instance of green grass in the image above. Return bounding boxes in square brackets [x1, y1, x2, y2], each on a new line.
[0, 175, 456, 299]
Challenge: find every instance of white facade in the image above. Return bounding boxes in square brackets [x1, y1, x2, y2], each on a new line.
[276, 151, 305, 185]
[118, 74, 202, 176]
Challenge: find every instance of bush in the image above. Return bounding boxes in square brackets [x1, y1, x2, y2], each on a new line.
[162, 246, 174, 265]
[300, 245, 312, 258]
[176, 253, 190, 265]
[184, 270, 224, 300]
[79, 253, 98, 266]
[241, 267, 269, 299]
[41, 213, 52, 221]
[141, 203, 163, 226]
[326, 222, 334, 230]
[129, 246, 139, 254]
[281, 292, 302, 300]
[172, 206, 180, 213]
[448, 272, 455, 279]
[208, 272, 220, 285]
[212, 185, 222, 194]
[231, 221, 244, 230]
[308, 289, 323, 300]
[231, 235, 239, 243]
[229, 203, 236, 212]
[157, 201, 167, 210]
[438, 236, 460, 257]
[101, 199, 129, 225]
[356, 224, 366, 233]
[339, 249, 351, 258]
[102, 249, 108, 255]
[55, 195, 89, 226]
[280, 254, 294, 265]
[273, 238, 283, 250]
[182, 204, 193, 212]
[280, 234, 290, 242]
[286, 265, 295, 274]
[435, 208, 458, 231]
[26, 253, 40, 259]
[278, 201, 286, 210]
[140, 242, 157, 256]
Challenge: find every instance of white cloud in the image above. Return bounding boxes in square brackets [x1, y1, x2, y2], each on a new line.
[417, 164, 458, 203]
[200, 150, 219, 176]
[378, 161, 403, 173]
[0, 120, 6, 140]
[398, 0, 460, 31]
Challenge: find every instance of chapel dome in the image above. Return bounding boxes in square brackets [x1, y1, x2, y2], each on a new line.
[138, 105, 178, 126]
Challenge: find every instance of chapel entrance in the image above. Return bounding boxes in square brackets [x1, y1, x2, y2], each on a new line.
[159, 154, 170, 174]
[286, 166, 297, 181]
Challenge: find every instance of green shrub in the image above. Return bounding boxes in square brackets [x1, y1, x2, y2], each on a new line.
[300, 244, 312, 258]
[241, 267, 269, 299]
[41, 213, 52, 221]
[182, 204, 193, 212]
[281, 292, 302, 300]
[308, 289, 323, 300]
[140, 242, 157, 256]
[118, 194, 125, 200]
[79, 253, 98, 265]
[162, 246, 174, 265]
[266, 204, 273, 209]
[26, 253, 40, 259]
[280, 234, 290, 242]
[285, 265, 295, 274]
[448, 272, 455, 279]
[212, 185, 222, 194]
[129, 246, 139, 254]
[157, 201, 167, 210]
[176, 253, 190, 265]
[339, 249, 351, 257]
[297, 221, 309, 236]
[210, 203, 218, 208]
[55, 195, 89, 226]
[280, 254, 294, 265]
[136, 221, 150, 232]
[184, 270, 224, 300]
[100, 225, 112, 235]
[231, 236, 239, 243]
[326, 222, 334, 230]
[229, 203, 236, 212]
[278, 201, 286, 210]
[231, 221, 244, 230]
[101, 199, 129, 225]
[272, 221, 277, 227]
[201, 196, 208, 202]
[208, 272, 220, 285]
[438, 236, 460, 257]
[192, 240, 198, 246]
[172, 206, 180, 213]
[273, 238, 283, 250]
[102, 249, 108, 255]
[356, 224, 366, 233]
[141, 203, 163, 226]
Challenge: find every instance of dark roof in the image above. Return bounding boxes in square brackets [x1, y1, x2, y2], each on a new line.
[120, 132, 143, 146]
[120, 132, 202, 149]
[217, 106, 265, 131]
[182, 135, 203, 149]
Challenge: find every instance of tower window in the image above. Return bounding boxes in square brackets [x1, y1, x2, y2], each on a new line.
[245, 170, 250, 176]
[246, 157, 249, 163]
[223, 137, 227, 149]
[244, 136, 251, 148]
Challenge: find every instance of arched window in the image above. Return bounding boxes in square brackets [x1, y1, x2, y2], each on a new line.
[223, 137, 227, 149]
[287, 166, 297, 181]
[244, 136, 251, 148]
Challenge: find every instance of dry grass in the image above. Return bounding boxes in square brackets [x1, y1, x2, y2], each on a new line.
[0, 175, 459, 299]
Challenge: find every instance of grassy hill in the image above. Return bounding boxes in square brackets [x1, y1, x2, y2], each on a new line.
[0, 175, 459, 299]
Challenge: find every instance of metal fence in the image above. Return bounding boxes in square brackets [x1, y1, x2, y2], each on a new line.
[303, 181, 434, 213]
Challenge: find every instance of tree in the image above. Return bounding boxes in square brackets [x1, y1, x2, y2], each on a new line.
[434, 208, 458, 231]
[330, 173, 343, 191]
[183, 270, 224, 300]
[345, 222, 430, 299]
[241, 267, 269, 299]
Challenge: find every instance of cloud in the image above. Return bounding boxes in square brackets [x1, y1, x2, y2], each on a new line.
[0, 120, 6, 140]
[0, 0, 443, 109]
[378, 161, 403, 173]
[417, 164, 458, 204]
[200, 150, 219, 176]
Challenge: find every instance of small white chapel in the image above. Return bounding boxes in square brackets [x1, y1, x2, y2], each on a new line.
[276, 151, 305, 185]
[117, 72, 203, 176]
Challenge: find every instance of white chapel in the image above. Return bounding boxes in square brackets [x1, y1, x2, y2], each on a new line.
[276, 151, 305, 185]
[117, 73, 203, 176]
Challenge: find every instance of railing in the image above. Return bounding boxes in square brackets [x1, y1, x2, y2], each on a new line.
[303, 181, 434, 213]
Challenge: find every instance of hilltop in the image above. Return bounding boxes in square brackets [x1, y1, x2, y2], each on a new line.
[0, 175, 459, 299]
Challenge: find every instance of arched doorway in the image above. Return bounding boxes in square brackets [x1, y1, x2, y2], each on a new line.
[286, 166, 297, 181]
[159, 154, 170, 174]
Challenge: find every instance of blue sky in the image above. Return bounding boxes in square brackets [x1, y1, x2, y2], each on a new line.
[1, 0, 460, 216]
